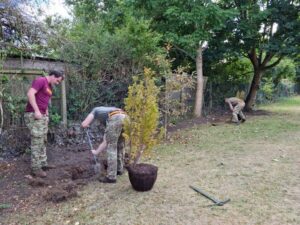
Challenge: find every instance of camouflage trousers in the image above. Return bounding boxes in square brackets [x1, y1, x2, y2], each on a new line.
[232, 103, 246, 123]
[24, 112, 49, 171]
[99, 114, 126, 180]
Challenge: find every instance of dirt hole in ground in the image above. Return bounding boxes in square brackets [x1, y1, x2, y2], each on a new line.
[68, 165, 95, 180]
[44, 182, 78, 203]
[0, 146, 99, 212]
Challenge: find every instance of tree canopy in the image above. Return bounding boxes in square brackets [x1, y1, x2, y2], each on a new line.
[218, 0, 300, 109]
[1, 0, 299, 115]
[0, 0, 51, 57]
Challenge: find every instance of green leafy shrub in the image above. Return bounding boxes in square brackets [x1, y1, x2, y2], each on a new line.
[53, 13, 163, 120]
[260, 77, 274, 101]
[49, 113, 61, 126]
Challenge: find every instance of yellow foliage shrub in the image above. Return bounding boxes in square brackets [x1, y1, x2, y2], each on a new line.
[123, 68, 161, 165]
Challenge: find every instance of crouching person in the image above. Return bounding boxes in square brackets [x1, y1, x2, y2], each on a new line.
[81, 107, 128, 183]
[225, 97, 246, 124]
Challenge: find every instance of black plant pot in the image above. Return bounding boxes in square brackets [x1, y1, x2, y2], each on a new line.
[127, 163, 158, 192]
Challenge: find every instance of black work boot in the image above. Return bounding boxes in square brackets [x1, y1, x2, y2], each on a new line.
[117, 171, 124, 176]
[31, 169, 47, 178]
[42, 164, 56, 170]
[98, 177, 116, 183]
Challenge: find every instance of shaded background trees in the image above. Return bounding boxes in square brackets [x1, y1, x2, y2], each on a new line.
[1, 0, 299, 122]
[217, 0, 300, 110]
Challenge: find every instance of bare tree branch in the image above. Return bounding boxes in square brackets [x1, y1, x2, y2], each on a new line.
[264, 56, 283, 70]
[172, 44, 196, 62]
[261, 52, 274, 67]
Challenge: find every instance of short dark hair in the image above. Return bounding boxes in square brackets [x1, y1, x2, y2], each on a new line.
[49, 70, 64, 80]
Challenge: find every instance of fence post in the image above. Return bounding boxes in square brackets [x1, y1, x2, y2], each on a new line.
[209, 81, 212, 113]
[61, 79, 67, 127]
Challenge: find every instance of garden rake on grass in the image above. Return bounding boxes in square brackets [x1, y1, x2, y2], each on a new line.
[85, 129, 101, 174]
[190, 185, 230, 206]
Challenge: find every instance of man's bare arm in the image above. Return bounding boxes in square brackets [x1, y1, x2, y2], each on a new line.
[27, 88, 42, 119]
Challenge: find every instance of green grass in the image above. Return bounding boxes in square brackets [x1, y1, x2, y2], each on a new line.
[162, 97, 300, 154]
[260, 96, 300, 113]
[159, 114, 299, 157]
[0, 203, 11, 210]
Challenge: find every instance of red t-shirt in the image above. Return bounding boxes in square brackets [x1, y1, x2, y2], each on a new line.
[25, 77, 52, 114]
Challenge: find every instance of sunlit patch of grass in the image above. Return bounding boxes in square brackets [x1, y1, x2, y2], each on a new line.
[159, 113, 299, 157]
[259, 96, 300, 113]
[183, 97, 299, 147]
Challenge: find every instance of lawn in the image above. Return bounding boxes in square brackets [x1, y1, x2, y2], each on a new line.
[2, 97, 300, 225]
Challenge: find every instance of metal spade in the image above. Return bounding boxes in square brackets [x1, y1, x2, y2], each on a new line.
[85, 129, 101, 174]
[190, 185, 230, 206]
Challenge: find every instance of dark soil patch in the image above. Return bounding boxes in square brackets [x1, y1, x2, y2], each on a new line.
[0, 145, 97, 215]
[44, 183, 78, 203]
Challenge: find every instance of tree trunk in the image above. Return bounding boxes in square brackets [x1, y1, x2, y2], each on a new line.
[0, 99, 3, 135]
[245, 69, 263, 111]
[194, 46, 204, 117]
[245, 48, 280, 111]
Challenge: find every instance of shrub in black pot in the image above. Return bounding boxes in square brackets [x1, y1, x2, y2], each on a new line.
[123, 68, 162, 192]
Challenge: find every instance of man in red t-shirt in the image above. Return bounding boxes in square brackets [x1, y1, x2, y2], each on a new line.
[24, 70, 64, 178]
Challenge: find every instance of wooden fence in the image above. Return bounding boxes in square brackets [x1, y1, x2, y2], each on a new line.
[1, 57, 67, 128]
